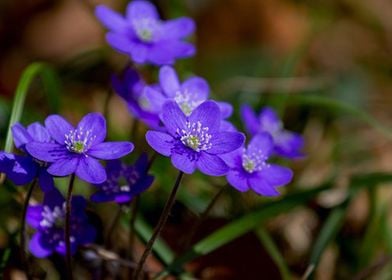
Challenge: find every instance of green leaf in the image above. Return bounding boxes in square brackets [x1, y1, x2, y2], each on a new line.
[256, 227, 292, 280]
[4, 62, 61, 153]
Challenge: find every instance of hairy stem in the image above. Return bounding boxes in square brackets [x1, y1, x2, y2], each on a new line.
[106, 207, 122, 248]
[65, 174, 76, 280]
[20, 178, 37, 280]
[129, 197, 140, 260]
[133, 171, 184, 280]
[182, 184, 227, 250]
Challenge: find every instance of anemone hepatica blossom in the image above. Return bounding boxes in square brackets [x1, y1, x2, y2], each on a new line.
[144, 66, 233, 118]
[146, 101, 244, 176]
[241, 105, 304, 159]
[95, 1, 195, 65]
[7, 122, 56, 191]
[222, 133, 293, 196]
[0, 152, 37, 186]
[112, 67, 160, 128]
[26, 189, 96, 258]
[0, 122, 55, 191]
[91, 154, 154, 204]
[26, 113, 134, 184]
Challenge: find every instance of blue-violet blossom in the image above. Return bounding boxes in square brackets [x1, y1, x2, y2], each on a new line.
[222, 133, 293, 196]
[96, 1, 195, 65]
[0, 122, 55, 191]
[26, 189, 96, 257]
[91, 154, 154, 204]
[146, 101, 245, 176]
[241, 105, 304, 159]
[144, 66, 233, 118]
[26, 113, 134, 184]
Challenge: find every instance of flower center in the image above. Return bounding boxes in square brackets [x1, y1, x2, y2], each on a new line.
[242, 149, 268, 173]
[178, 121, 212, 152]
[261, 118, 282, 137]
[64, 128, 96, 154]
[174, 90, 204, 116]
[134, 19, 160, 42]
[40, 204, 66, 229]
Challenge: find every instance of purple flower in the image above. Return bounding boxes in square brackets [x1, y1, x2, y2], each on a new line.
[26, 189, 96, 258]
[222, 133, 293, 196]
[112, 68, 160, 128]
[146, 101, 245, 176]
[0, 152, 37, 185]
[0, 122, 54, 191]
[96, 1, 195, 65]
[144, 66, 233, 118]
[26, 113, 134, 184]
[91, 154, 154, 204]
[241, 105, 304, 159]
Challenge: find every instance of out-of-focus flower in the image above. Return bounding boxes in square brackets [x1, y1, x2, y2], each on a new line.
[26, 189, 96, 258]
[146, 101, 244, 176]
[241, 105, 304, 159]
[222, 133, 293, 196]
[26, 113, 134, 184]
[95, 1, 195, 65]
[91, 154, 154, 204]
[112, 68, 160, 128]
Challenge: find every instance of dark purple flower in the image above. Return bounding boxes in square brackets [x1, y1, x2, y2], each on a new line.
[144, 66, 233, 118]
[146, 101, 245, 176]
[112, 68, 160, 128]
[91, 154, 154, 204]
[26, 189, 96, 258]
[0, 152, 37, 185]
[0, 122, 54, 191]
[26, 113, 134, 184]
[96, 1, 195, 65]
[222, 133, 293, 196]
[7, 122, 54, 192]
[241, 105, 304, 159]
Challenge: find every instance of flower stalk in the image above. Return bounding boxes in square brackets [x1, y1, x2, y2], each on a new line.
[182, 183, 227, 250]
[65, 174, 76, 280]
[133, 171, 184, 280]
[20, 178, 37, 279]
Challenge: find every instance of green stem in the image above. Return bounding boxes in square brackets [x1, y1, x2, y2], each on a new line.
[133, 171, 184, 280]
[65, 174, 76, 280]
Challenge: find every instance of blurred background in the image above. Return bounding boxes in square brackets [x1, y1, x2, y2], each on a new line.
[1, 0, 392, 279]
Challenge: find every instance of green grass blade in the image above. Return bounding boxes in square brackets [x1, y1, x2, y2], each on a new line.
[4, 63, 61, 153]
[307, 205, 347, 279]
[289, 94, 392, 140]
[305, 173, 392, 278]
[256, 227, 292, 280]
[159, 183, 331, 276]
[0, 248, 11, 277]
[134, 215, 175, 265]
